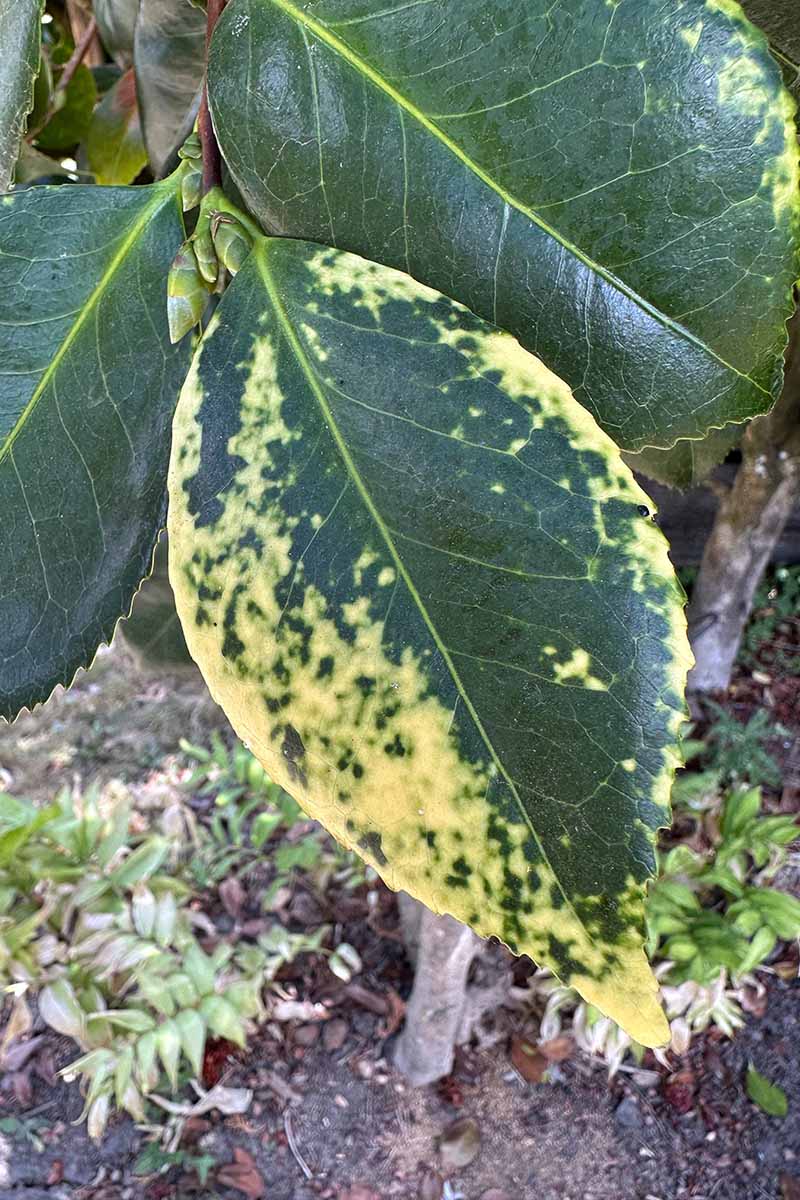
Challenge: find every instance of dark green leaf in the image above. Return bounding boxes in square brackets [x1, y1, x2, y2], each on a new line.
[134, 0, 207, 177]
[747, 1063, 789, 1117]
[35, 50, 96, 153]
[13, 142, 73, 186]
[0, 179, 190, 720]
[209, 0, 799, 453]
[168, 238, 692, 1043]
[87, 68, 147, 185]
[0, 0, 44, 190]
[95, 0, 139, 66]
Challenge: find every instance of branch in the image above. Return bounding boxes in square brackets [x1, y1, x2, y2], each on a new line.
[58, 16, 98, 94]
[199, 0, 228, 194]
[27, 16, 98, 142]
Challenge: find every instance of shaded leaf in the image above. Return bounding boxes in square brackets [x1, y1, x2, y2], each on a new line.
[209, 0, 799, 452]
[134, 0, 206, 176]
[35, 50, 96, 153]
[87, 68, 147, 185]
[12, 142, 72, 186]
[0, 0, 44, 190]
[175, 1008, 206, 1076]
[746, 1063, 788, 1117]
[95, 0, 138, 66]
[625, 422, 745, 491]
[167, 238, 690, 1043]
[0, 180, 190, 720]
[39, 978, 85, 1040]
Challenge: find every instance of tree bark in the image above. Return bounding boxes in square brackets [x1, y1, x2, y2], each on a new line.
[393, 904, 480, 1086]
[688, 310, 800, 693]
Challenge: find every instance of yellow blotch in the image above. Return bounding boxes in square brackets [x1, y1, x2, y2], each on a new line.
[551, 648, 608, 692]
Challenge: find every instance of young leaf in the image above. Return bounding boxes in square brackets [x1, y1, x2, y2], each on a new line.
[39, 978, 85, 1040]
[174, 1008, 206, 1076]
[134, 0, 207, 176]
[87, 69, 148, 186]
[747, 1063, 789, 1117]
[0, 0, 44, 190]
[209, 0, 799, 452]
[168, 239, 692, 1045]
[0, 180, 190, 720]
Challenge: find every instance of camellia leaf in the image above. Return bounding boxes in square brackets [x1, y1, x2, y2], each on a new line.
[87, 68, 148, 183]
[209, 0, 800, 453]
[35, 49, 97, 154]
[95, 0, 139, 66]
[0, 179, 190, 721]
[624, 422, 745, 491]
[134, 0, 207, 177]
[168, 239, 693, 1044]
[0, 0, 44, 191]
[87, 68, 148, 185]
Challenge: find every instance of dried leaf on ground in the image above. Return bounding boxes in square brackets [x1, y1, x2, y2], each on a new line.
[219, 876, 246, 918]
[539, 1035, 575, 1063]
[378, 988, 406, 1038]
[217, 1146, 265, 1198]
[781, 1173, 800, 1200]
[510, 1035, 549, 1083]
[419, 1170, 443, 1200]
[439, 1117, 481, 1171]
[272, 998, 328, 1022]
[322, 1017, 349, 1052]
[663, 1069, 696, 1115]
[149, 1082, 252, 1117]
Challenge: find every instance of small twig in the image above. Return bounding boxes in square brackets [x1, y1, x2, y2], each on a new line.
[26, 16, 99, 142]
[284, 1111, 313, 1180]
[261, 1068, 302, 1106]
[199, 0, 228, 194]
[58, 16, 98, 97]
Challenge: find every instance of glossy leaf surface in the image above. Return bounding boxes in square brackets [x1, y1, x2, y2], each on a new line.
[209, 0, 799, 452]
[168, 238, 692, 1042]
[0, 180, 190, 719]
[0, 0, 44, 191]
[134, 0, 207, 176]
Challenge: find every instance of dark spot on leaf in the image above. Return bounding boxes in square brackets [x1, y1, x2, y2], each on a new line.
[358, 831, 387, 866]
[317, 655, 334, 679]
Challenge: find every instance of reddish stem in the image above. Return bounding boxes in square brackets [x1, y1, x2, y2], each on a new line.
[199, 0, 228, 194]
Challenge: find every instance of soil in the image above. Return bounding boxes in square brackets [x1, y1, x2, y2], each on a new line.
[1, 641, 798, 1200]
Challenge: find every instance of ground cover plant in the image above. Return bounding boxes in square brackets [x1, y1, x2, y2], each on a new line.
[1, 0, 799, 1064]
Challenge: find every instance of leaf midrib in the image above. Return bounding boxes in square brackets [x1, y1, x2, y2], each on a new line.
[255, 0, 768, 400]
[0, 182, 177, 469]
[255, 238, 595, 945]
